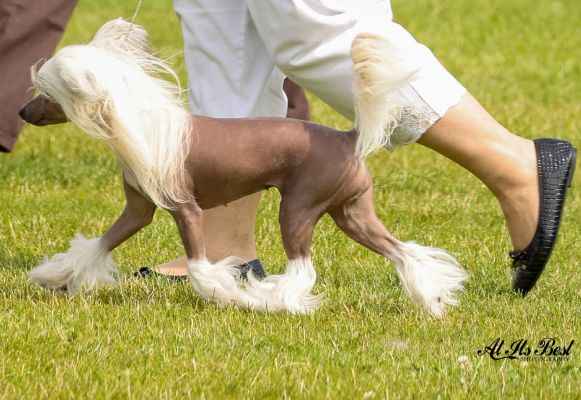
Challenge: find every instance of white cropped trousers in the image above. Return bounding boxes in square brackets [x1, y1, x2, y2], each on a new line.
[174, 0, 467, 145]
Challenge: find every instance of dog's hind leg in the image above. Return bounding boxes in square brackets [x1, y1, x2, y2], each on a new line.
[329, 187, 468, 317]
[29, 177, 157, 294]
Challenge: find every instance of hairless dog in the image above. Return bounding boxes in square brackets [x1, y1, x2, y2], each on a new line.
[20, 19, 467, 315]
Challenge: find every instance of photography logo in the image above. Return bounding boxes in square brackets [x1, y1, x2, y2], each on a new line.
[476, 337, 574, 362]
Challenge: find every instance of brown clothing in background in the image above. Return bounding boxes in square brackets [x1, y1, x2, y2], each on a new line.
[0, 0, 76, 152]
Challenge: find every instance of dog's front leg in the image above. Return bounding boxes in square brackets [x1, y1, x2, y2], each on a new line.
[170, 201, 256, 308]
[28, 177, 156, 294]
[100, 179, 157, 252]
[168, 201, 206, 261]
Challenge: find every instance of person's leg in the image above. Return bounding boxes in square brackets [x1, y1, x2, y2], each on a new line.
[0, 0, 77, 152]
[246, 0, 571, 280]
[155, 192, 262, 274]
[156, 0, 287, 275]
[174, 0, 286, 119]
[418, 93, 539, 251]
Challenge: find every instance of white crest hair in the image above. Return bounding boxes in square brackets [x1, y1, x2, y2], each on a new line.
[350, 33, 419, 158]
[32, 18, 192, 209]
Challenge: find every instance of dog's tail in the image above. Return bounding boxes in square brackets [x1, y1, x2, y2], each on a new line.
[388, 241, 469, 317]
[350, 33, 419, 158]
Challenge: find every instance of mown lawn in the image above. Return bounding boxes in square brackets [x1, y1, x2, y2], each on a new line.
[0, 0, 579, 398]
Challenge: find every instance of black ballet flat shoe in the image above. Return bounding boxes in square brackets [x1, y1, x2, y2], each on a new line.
[238, 259, 266, 280]
[510, 138, 577, 295]
[133, 266, 188, 282]
[132, 259, 266, 282]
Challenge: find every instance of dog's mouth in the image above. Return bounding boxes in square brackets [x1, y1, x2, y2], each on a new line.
[21, 113, 69, 127]
[21, 116, 51, 126]
[31, 118, 56, 126]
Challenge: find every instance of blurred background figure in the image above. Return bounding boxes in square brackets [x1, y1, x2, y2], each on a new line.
[0, 0, 76, 152]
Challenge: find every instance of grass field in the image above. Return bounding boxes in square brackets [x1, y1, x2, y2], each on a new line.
[1, 0, 580, 398]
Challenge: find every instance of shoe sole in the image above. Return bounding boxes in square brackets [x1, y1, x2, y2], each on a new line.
[566, 147, 577, 188]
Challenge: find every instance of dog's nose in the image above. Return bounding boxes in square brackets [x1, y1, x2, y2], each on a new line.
[18, 105, 27, 120]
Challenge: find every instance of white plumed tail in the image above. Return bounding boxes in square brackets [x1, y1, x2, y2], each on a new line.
[28, 235, 117, 294]
[389, 241, 469, 317]
[187, 257, 322, 314]
[350, 33, 419, 157]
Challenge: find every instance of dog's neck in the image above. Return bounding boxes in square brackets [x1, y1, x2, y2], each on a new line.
[96, 106, 192, 209]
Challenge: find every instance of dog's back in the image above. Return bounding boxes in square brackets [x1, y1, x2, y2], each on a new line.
[186, 115, 367, 210]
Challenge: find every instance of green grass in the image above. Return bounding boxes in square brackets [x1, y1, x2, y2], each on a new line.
[1, 0, 580, 398]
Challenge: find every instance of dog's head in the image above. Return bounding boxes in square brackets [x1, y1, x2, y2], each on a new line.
[19, 18, 158, 135]
[19, 19, 192, 209]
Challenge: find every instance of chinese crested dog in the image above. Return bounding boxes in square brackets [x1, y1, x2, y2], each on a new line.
[20, 19, 468, 315]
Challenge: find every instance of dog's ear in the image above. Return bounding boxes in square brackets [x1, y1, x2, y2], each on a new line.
[32, 48, 106, 102]
[38, 58, 113, 134]
[72, 69, 113, 131]
[90, 18, 151, 59]
[56, 64, 104, 100]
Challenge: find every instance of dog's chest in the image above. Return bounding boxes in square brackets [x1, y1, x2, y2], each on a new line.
[123, 169, 141, 192]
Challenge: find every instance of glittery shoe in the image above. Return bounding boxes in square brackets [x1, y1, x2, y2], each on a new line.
[133, 259, 266, 281]
[510, 138, 576, 295]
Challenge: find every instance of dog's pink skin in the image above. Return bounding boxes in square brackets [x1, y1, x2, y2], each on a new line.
[20, 95, 399, 262]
